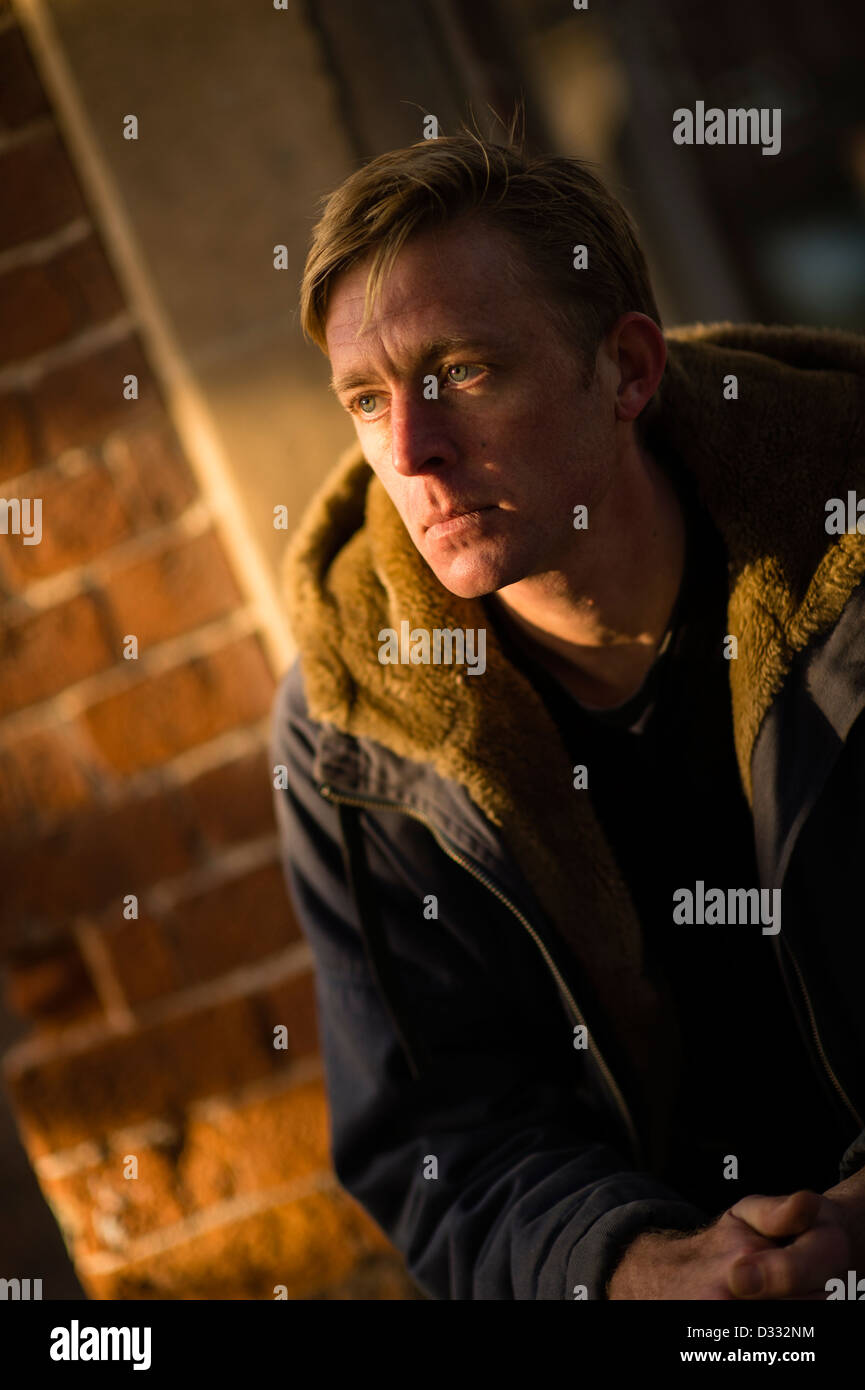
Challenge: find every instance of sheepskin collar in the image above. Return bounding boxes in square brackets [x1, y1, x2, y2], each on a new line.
[282, 322, 865, 1147]
[285, 321, 865, 796]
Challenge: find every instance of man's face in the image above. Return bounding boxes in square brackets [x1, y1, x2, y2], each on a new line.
[325, 218, 619, 599]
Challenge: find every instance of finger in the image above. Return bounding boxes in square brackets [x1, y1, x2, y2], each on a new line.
[728, 1190, 823, 1240]
[727, 1221, 849, 1299]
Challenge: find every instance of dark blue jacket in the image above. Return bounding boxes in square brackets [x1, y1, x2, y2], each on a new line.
[270, 324, 865, 1299]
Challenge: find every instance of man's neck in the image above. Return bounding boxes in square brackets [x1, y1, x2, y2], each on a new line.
[487, 443, 688, 710]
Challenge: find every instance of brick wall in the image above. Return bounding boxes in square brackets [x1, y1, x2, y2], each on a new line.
[0, 6, 421, 1300]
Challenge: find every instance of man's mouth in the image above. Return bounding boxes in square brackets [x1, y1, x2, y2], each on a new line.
[425, 506, 496, 540]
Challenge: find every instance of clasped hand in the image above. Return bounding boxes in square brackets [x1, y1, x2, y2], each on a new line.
[606, 1170, 865, 1299]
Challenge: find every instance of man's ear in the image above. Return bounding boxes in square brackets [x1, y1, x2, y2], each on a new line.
[606, 313, 667, 424]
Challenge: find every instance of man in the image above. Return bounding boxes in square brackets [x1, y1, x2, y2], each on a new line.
[270, 132, 865, 1299]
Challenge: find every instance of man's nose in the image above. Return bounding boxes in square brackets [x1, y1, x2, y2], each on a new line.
[389, 389, 458, 476]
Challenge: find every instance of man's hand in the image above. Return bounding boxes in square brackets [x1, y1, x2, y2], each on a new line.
[729, 1169, 865, 1299]
[606, 1188, 852, 1300]
[606, 1208, 780, 1300]
[823, 1162, 865, 1270]
[725, 1190, 851, 1300]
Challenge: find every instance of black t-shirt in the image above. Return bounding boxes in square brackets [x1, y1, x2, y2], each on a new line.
[486, 465, 854, 1214]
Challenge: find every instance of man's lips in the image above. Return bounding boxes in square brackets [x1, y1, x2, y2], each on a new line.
[424, 506, 496, 539]
[425, 503, 495, 528]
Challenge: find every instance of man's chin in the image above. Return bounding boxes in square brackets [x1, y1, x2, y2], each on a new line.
[426, 559, 512, 601]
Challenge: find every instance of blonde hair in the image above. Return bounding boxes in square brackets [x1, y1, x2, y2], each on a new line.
[299, 121, 661, 373]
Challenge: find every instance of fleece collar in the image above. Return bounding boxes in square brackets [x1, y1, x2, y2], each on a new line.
[282, 323, 865, 1134]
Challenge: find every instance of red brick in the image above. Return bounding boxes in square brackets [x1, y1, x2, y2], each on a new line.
[89, 873, 309, 1010]
[183, 746, 275, 848]
[181, 1078, 331, 1204]
[33, 337, 160, 459]
[259, 970, 320, 1060]
[0, 261, 75, 367]
[168, 861, 302, 989]
[0, 392, 39, 481]
[83, 1252, 421, 1302]
[0, 133, 86, 252]
[0, 591, 115, 717]
[0, 236, 124, 368]
[102, 530, 243, 651]
[78, 1188, 379, 1300]
[41, 1078, 332, 1260]
[86, 907, 182, 1009]
[0, 454, 133, 588]
[0, 725, 92, 834]
[55, 235, 125, 325]
[0, 788, 198, 945]
[19, 1076, 413, 1299]
[0, 27, 50, 130]
[4, 937, 101, 1024]
[45, 1146, 189, 1260]
[103, 420, 199, 527]
[80, 635, 276, 775]
[6, 991, 286, 1156]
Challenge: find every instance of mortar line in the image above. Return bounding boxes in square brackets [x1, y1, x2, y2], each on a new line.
[0, 215, 91, 272]
[75, 1168, 340, 1275]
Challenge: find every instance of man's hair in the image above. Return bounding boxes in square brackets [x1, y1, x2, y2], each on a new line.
[299, 126, 662, 379]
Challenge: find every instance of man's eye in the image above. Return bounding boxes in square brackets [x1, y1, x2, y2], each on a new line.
[445, 364, 482, 385]
[356, 394, 379, 415]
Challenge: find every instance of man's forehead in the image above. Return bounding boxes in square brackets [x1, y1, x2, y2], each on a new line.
[325, 220, 527, 344]
[325, 289, 465, 344]
[326, 273, 509, 343]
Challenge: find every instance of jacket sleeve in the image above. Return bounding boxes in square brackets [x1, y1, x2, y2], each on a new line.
[840, 1131, 865, 1181]
[270, 661, 710, 1300]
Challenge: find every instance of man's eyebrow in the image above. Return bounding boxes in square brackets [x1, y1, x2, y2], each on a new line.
[328, 335, 501, 397]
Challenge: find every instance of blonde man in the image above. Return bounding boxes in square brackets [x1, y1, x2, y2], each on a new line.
[272, 131, 865, 1300]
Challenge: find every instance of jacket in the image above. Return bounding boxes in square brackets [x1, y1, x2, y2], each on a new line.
[270, 322, 865, 1299]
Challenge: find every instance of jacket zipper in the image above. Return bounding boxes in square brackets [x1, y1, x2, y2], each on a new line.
[319, 781, 644, 1166]
[777, 934, 864, 1131]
